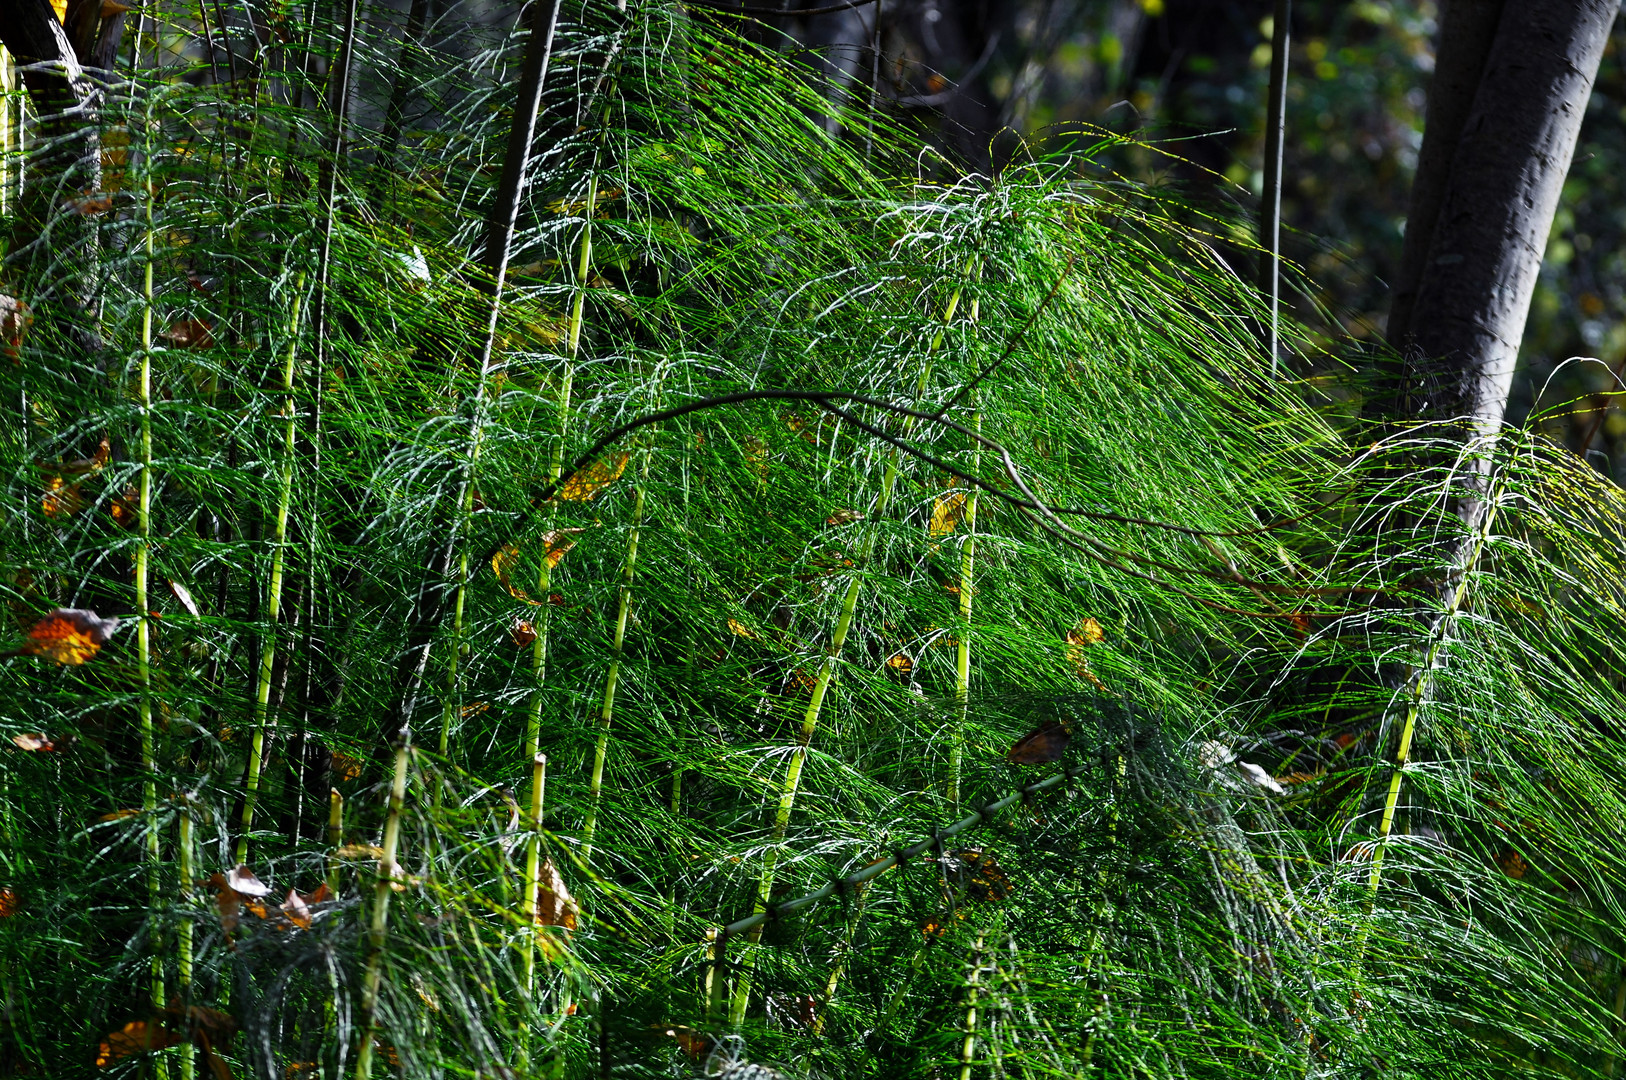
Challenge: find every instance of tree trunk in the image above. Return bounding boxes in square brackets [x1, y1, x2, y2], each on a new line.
[0, 0, 107, 196]
[1385, 0, 1615, 436]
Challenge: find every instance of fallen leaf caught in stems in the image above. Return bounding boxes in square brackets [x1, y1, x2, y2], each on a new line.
[11, 733, 59, 752]
[0, 887, 18, 916]
[946, 849, 1012, 902]
[96, 1021, 183, 1066]
[536, 857, 578, 930]
[930, 491, 967, 537]
[329, 753, 363, 781]
[555, 453, 629, 501]
[6, 608, 121, 665]
[1007, 719, 1071, 764]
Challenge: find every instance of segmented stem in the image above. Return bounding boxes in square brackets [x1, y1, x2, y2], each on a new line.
[237, 282, 304, 865]
[354, 732, 411, 1079]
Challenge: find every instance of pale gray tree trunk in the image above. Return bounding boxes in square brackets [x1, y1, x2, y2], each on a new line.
[1386, 0, 1616, 437]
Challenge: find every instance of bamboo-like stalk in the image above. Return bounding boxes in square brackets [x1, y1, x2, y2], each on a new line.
[582, 442, 646, 862]
[517, 753, 546, 1066]
[353, 731, 411, 1080]
[326, 788, 343, 894]
[946, 417, 979, 811]
[236, 283, 304, 866]
[730, 270, 968, 1023]
[1367, 470, 1504, 895]
[176, 794, 195, 1080]
[135, 161, 164, 1031]
[957, 931, 987, 1080]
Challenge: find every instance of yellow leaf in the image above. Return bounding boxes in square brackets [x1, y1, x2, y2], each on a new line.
[930, 492, 967, 537]
[556, 453, 629, 501]
[535, 857, 579, 929]
[726, 618, 757, 640]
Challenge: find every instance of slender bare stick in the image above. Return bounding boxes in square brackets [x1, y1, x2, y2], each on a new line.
[517, 753, 547, 1066]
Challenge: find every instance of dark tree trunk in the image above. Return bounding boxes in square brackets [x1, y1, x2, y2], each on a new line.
[0, 0, 108, 197]
[1386, 0, 1615, 437]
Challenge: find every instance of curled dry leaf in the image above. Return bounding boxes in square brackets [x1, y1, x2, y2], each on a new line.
[1007, 719, 1071, 765]
[96, 1021, 183, 1066]
[335, 843, 385, 860]
[556, 452, 630, 501]
[168, 580, 201, 617]
[886, 652, 913, 675]
[279, 888, 311, 929]
[536, 857, 578, 930]
[1065, 618, 1106, 688]
[0, 294, 31, 360]
[9, 608, 121, 665]
[11, 733, 58, 751]
[98, 808, 140, 823]
[226, 865, 271, 897]
[65, 191, 115, 216]
[511, 619, 537, 647]
[0, 887, 18, 916]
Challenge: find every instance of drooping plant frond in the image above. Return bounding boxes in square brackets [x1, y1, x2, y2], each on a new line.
[2, 3, 1626, 1079]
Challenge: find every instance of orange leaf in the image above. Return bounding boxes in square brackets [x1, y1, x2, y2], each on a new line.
[459, 702, 490, 720]
[1495, 850, 1528, 879]
[41, 475, 86, 519]
[12, 608, 120, 665]
[949, 849, 1012, 902]
[1006, 719, 1070, 765]
[11, 733, 58, 751]
[110, 486, 139, 529]
[329, 753, 363, 781]
[536, 857, 578, 930]
[511, 619, 537, 647]
[491, 544, 539, 605]
[279, 887, 312, 929]
[556, 452, 630, 501]
[0, 887, 18, 916]
[96, 1021, 183, 1066]
[65, 192, 115, 216]
[886, 651, 913, 675]
[303, 882, 333, 905]
[98, 808, 140, 822]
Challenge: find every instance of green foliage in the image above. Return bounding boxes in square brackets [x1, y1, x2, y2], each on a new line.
[0, 3, 1624, 1079]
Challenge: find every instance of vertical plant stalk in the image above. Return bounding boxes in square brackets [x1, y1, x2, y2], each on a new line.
[582, 442, 646, 862]
[236, 284, 304, 866]
[419, 0, 562, 779]
[176, 794, 195, 1080]
[1259, 0, 1290, 373]
[353, 731, 411, 1080]
[957, 931, 987, 1080]
[135, 163, 164, 1023]
[946, 280, 982, 810]
[517, 752, 546, 1065]
[1367, 471, 1503, 894]
[731, 271, 968, 1024]
[326, 787, 343, 893]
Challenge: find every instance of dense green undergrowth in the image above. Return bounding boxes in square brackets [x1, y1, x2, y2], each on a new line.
[2, 2, 1626, 1078]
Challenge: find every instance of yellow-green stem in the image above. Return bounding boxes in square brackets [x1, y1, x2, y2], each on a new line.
[948, 409, 981, 812]
[136, 187, 164, 1036]
[326, 788, 343, 893]
[518, 752, 547, 1065]
[237, 282, 305, 865]
[177, 797, 194, 1080]
[1367, 483, 1502, 894]
[582, 473, 645, 862]
[958, 932, 986, 1080]
[731, 272, 968, 1024]
[354, 735, 411, 1079]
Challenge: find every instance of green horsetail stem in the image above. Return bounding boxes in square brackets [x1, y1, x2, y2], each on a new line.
[1368, 472, 1503, 895]
[582, 451, 647, 862]
[326, 788, 343, 893]
[958, 931, 987, 1080]
[135, 189, 165, 1030]
[354, 732, 411, 1079]
[237, 281, 305, 865]
[176, 792, 194, 1080]
[517, 753, 546, 1065]
[730, 268, 969, 1024]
